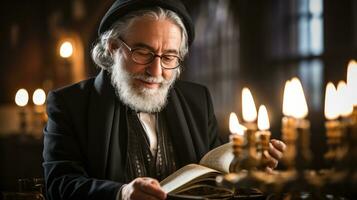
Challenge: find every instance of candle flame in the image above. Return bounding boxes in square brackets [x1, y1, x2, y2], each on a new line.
[242, 87, 257, 122]
[337, 81, 353, 117]
[15, 89, 29, 107]
[290, 77, 309, 119]
[282, 80, 292, 116]
[258, 105, 270, 131]
[33, 89, 46, 106]
[60, 41, 73, 58]
[229, 112, 246, 135]
[347, 60, 357, 106]
[324, 82, 339, 120]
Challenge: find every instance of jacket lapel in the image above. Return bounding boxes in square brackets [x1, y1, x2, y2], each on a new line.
[163, 88, 198, 167]
[87, 70, 116, 178]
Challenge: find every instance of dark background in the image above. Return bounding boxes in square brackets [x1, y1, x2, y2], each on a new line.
[0, 0, 356, 193]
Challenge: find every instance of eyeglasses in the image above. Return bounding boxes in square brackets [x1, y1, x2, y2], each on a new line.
[118, 38, 182, 70]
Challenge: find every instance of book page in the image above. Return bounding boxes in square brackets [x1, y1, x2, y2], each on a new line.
[160, 164, 220, 193]
[199, 142, 233, 173]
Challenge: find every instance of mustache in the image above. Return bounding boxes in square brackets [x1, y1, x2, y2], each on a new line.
[130, 73, 172, 85]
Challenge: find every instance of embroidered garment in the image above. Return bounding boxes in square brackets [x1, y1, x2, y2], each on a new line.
[125, 109, 177, 182]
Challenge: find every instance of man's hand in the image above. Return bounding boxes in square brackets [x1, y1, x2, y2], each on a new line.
[265, 139, 286, 173]
[121, 177, 167, 200]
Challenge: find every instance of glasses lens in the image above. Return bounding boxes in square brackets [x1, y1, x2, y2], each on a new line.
[161, 55, 180, 69]
[131, 49, 181, 69]
[132, 49, 154, 64]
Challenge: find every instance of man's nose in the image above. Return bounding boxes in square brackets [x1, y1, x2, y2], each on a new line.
[146, 56, 162, 77]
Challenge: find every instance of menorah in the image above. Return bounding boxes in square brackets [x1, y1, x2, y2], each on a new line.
[217, 60, 357, 199]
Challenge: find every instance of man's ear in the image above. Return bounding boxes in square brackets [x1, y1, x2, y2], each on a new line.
[108, 39, 120, 55]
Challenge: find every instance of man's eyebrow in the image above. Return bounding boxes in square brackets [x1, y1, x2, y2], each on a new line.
[131, 42, 179, 55]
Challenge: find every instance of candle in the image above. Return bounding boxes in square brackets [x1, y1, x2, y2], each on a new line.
[346, 60, 357, 146]
[32, 89, 47, 136]
[336, 81, 353, 118]
[324, 82, 342, 164]
[346, 60, 357, 173]
[281, 80, 297, 169]
[241, 87, 259, 170]
[15, 89, 29, 107]
[282, 80, 296, 139]
[242, 87, 258, 131]
[290, 77, 309, 120]
[229, 112, 246, 173]
[289, 77, 312, 170]
[257, 105, 272, 169]
[33, 89, 46, 106]
[15, 89, 29, 134]
[229, 112, 245, 152]
[347, 60, 357, 108]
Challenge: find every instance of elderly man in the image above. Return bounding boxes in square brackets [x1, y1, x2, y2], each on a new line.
[43, 0, 285, 200]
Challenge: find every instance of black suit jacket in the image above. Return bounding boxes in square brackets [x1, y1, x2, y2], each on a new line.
[43, 70, 221, 200]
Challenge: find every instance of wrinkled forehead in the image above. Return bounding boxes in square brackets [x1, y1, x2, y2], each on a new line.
[123, 17, 182, 52]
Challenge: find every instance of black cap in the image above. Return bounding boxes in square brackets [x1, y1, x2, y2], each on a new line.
[98, 0, 195, 46]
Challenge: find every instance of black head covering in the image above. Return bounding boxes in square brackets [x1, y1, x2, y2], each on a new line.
[98, 0, 195, 45]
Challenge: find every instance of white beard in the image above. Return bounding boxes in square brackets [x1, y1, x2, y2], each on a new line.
[110, 53, 178, 113]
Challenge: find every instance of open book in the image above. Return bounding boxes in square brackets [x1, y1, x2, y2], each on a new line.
[160, 142, 234, 199]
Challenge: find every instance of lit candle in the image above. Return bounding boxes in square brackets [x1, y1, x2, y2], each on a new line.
[33, 88, 46, 112]
[242, 87, 258, 131]
[59, 41, 74, 58]
[257, 105, 272, 169]
[325, 82, 339, 121]
[15, 89, 29, 133]
[289, 77, 312, 170]
[282, 80, 296, 140]
[241, 87, 260, 169]
[347, 60, 357, 108]
[229, 112, 245, 136]
[290, 77, 309, 120]
[346, 59, 357, 173]
[229, 112, 246, 173]
[32, 89, 47, 135]
[281, 80, 297, 169]
[324, 82, 342, 164]
[229, 112, 245, 150]
[15, 89, 29, 107]
[336, 81, 353, 118]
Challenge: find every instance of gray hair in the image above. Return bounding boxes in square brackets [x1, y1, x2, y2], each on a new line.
[91, 7, 189, 70]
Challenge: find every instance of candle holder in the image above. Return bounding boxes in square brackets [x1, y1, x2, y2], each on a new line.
[229, 134, 245, 173]
[258, 130, 271, 170]
[19, 107, 28, 135]
[228, 129, 259, 172]
[324, 120, 343, 167]
[295, 119, 312, 171]
[242, 127, 260, 171]
[281, 116, 297, 170]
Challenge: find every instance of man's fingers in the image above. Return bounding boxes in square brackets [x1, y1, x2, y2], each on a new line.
[271, 139, 286, 152]
[134, 178, 166, 200]
[267, 156, 279, 169]
[269, 142, 283, 161]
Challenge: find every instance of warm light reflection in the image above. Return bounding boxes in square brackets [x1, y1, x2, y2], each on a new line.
[324, 82, 339, 120]
[347, 59, 357, 106]
[290, 77, 309, 119]
[229, 112, 246, 136]
[33, 89, 46, 106]
[336, 81, 353, 117]
[15, 89, 29, 107]
[60, 41, 73, 58]
[242, 87, 257, 122]
[258, 105, 270, 131]
[282, 80, 292, 116]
